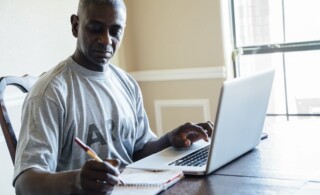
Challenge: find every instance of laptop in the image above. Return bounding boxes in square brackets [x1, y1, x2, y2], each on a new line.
[128, 69, 275, 175]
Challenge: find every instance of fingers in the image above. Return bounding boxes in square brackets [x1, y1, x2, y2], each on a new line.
[183, 122, 210, 142]
[84, 159, 120, 177]
[82, 178, 115, 194]
[81, 160, 121, 193]
[196, 121, 214, 137]
[172, 134, 192, 148]
[171, 121, 214, 148]
[105, 158, 121, 168]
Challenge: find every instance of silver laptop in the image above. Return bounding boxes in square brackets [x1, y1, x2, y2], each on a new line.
[128, 69, 275, 175]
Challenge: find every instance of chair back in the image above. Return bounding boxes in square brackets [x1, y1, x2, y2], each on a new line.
[0, 75, 38, 164]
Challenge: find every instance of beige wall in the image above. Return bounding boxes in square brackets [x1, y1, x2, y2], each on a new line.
[139, 79, 224, 134]
[120, 0, 232, 135]
[121, 0, 225, 71]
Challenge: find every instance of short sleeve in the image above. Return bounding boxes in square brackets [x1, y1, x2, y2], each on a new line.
[13, 96, 63, 185]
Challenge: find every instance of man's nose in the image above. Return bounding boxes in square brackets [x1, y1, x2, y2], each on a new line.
[99, 32, 112, 45]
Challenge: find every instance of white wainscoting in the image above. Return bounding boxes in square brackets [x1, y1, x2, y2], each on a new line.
[154, 99, 211, 135]
[0, 93, 24, 195]
[0, 93, 25, 144]
[129, 67, 224, 135]
[129, 66, 225, 82]
[0, 140, 15, 195]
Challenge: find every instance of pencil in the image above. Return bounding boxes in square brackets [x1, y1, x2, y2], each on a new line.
[75, 137, 103, 162]
[75, 137, 124, 185]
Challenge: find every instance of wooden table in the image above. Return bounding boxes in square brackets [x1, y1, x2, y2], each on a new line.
[161, 118, 320, 194]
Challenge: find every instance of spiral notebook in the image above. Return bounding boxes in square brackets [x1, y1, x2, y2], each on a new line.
[112, 168, 184, 195]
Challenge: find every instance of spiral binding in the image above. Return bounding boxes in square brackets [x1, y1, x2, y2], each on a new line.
[117, 183, 163, 188]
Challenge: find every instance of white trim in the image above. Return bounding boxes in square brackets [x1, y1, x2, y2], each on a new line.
[129, 66, 225, 82]
[0, 93, 25, 143]
[4, 93, 26, 108]
[0, 139, 5, 145]
[154, 99, 211, 135]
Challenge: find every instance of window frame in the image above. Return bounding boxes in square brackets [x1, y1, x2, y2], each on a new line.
[230, 0, 320, 119]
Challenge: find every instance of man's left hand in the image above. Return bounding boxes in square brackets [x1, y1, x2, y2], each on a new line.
[168, 121, 214, 148]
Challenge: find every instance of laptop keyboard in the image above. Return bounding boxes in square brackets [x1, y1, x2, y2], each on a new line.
[168, 145, 209, 167]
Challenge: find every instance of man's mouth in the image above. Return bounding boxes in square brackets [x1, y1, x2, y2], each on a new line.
[93, 50, 113, 58]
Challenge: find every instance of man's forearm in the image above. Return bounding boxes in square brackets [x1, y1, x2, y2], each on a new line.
[133, 132, 172, 161]
[15, 168, 81, 195]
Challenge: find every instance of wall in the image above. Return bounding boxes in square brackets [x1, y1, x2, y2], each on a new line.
[0, 0, 78, 194]
[121, 0, 225, 71]
[121, 0, 232, 133]
[0, 0, 79, 76]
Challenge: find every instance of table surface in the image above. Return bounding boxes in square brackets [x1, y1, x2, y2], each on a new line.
[161, 118, 320, 194]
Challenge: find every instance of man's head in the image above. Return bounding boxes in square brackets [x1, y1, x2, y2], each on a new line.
[71, 0, 126, 71]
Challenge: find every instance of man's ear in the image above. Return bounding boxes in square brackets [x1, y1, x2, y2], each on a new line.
[70, 14, 79, 37]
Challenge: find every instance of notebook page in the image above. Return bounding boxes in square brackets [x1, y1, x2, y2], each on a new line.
[112, 168, 184, 194]
[119, 168, 183, 185]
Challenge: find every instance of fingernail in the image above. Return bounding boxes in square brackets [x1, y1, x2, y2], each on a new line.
[106, 159, 120, 168]
[118, 179, 125, 185]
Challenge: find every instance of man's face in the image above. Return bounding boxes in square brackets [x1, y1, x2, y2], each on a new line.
[71, 4, 126, 71]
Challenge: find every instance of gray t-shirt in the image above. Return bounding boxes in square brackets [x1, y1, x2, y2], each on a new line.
[13, 57, 156, 183]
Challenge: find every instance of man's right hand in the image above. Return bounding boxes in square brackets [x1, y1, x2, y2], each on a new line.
[79, 159, 121, 194]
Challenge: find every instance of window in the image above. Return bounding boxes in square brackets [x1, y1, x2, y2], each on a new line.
[231, 0, 320, 120]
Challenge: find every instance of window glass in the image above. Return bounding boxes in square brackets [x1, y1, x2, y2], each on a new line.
[285, 0, 320, 42]
[285, 50, 320, 114]
[238, 53, 286, 114]
[233, 0, 320, 118]
[234, 0, 283, 47]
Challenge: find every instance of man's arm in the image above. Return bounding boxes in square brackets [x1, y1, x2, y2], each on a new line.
[15, 168, 80, 195]
[132, 133, 171, 161]
[15, 160, 120, 195]
[133, 121, 214, 161]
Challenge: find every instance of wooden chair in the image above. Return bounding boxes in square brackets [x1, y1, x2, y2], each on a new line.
[0, 75, 38, 164]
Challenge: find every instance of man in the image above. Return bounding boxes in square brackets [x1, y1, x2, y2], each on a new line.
[14, 0, 214, 194]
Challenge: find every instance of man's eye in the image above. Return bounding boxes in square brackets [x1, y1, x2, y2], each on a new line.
[88, 24, 103, 33]
[110, 28, 123, 38]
